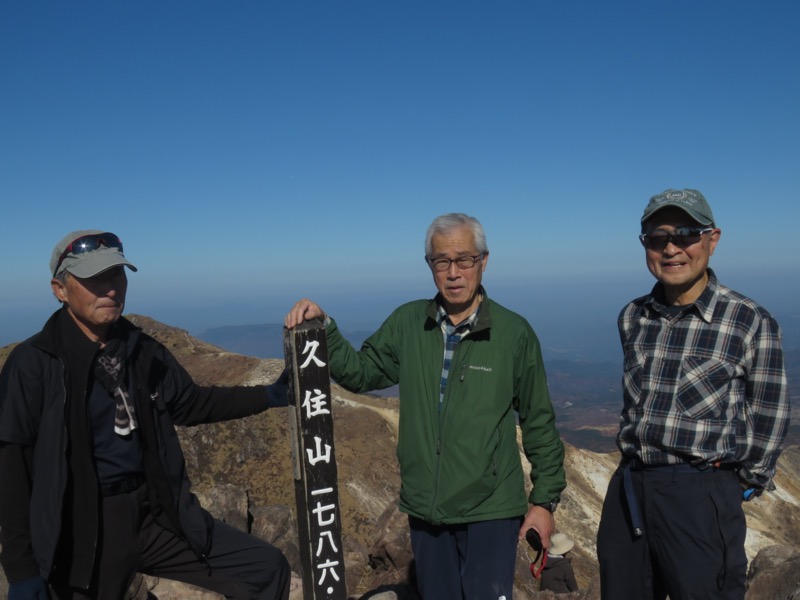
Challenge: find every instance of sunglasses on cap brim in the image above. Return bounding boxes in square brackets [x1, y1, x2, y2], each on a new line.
[53, 232, 124, 277]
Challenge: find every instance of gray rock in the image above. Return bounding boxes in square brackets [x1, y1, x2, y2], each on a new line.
[745, 544, 800, 600]
[195, 483, 249, 532]
[251, 504, 301, 573]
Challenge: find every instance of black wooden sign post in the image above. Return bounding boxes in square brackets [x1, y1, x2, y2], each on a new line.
[284, 320, 347, 600]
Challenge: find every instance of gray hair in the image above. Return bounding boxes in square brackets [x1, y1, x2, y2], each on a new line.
[425, 213, 488, 257]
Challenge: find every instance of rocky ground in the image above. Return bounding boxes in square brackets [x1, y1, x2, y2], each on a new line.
[1, 315, 798, 599]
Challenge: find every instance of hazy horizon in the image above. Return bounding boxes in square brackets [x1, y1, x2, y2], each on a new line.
[3, 266, 798, 364]
[2, 2, 799, 360]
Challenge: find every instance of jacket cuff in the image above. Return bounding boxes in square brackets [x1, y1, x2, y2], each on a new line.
[265, 369, 290, 408]
[1, 555, 41, 585]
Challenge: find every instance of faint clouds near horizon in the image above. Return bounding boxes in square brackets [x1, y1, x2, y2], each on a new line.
[3, 268, 797, 363]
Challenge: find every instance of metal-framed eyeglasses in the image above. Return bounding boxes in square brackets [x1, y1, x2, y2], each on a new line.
[639, 227, 713, 252]
[427, 254, 484, 272]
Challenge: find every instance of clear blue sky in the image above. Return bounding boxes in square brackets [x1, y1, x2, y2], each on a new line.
[2, 1, 799, 358]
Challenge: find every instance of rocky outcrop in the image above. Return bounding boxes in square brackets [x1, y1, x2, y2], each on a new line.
[1, 317, 798, 599]
[745, 545, 800, 599]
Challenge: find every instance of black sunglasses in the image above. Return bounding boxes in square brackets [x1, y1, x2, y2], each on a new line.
[53, 232, 124, 277]
[639, 226, 713, 252]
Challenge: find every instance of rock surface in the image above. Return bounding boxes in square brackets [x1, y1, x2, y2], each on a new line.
[1, 315, 798, 599]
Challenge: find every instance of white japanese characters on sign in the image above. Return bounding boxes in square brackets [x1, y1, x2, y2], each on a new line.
[290, 327, 346, 598]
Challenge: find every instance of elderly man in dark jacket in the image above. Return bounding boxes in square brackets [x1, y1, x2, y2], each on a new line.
[0, 230, 291, 600]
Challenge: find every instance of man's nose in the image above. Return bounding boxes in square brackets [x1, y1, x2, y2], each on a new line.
[446, 261, 460, 276]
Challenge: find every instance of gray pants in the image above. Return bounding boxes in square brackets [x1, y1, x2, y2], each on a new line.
[51, 484, 290, 600]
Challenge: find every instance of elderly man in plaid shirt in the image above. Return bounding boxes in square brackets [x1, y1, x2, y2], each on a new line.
[597, 189, 790, 600]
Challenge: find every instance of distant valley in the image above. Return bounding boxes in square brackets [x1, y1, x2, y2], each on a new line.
[197, 322, 800, 451]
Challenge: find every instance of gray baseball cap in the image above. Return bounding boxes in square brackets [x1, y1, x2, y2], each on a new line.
[50, 229, 138, 278]
[641, 189, 716, 226]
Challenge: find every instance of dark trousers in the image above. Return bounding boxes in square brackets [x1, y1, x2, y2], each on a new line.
[596, 463, 747, 600]
[409, 515, 522, 600]
[51, 484, 290, 600]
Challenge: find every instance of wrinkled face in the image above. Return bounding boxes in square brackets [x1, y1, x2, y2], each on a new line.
[51, 266, 128, 342]
[428, 225, 488, 322]
[642, 207, 720, 305]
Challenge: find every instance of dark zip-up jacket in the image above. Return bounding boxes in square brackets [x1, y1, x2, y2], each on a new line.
[324, 289, 565, 524]
[540, 556, 579, 593]
[0, 309, 284, 587]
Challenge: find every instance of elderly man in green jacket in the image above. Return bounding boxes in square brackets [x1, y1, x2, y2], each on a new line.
[286, 212, 566, 600]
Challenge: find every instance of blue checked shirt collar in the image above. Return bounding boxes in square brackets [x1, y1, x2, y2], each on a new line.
[436, 302, 480, 411]
[645, 269, 719, 324]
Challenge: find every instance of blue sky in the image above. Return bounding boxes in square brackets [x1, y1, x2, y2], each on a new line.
[1, 1, 799, 358]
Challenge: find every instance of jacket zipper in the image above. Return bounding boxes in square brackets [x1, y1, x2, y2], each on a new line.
[429, 341, 469, 522]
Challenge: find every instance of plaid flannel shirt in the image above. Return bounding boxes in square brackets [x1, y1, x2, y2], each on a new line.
[436, 303, 479, 413]
[617, 269, 789, 489]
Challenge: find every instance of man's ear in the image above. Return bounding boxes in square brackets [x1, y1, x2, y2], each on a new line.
[708, 228, 721, 257]
[51, 278, 67, 304]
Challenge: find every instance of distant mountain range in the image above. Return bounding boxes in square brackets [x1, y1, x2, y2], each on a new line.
[198, 323, 376, 363]
[196, 322, 800, 452]
[1, 318, 795, 453]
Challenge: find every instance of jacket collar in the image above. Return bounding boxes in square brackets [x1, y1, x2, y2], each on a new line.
[31, 308, 142, 357]
[425, 286, 492, 332]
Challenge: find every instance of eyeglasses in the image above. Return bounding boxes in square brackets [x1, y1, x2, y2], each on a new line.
[639, 227, 713, 252]
[53, 232, 124, 276]
[427, 254, 484, 272]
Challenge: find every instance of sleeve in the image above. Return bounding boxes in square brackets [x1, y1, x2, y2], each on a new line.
[0, 347, 45, 582]
[152, 344, 278, 427]
[0, 443, 40, 583]
[515, 325, 567, 504]
[740, 312, 790, 489]
[0, 345, 44, 446]
[565, 561, 579, 591]
[323, 316, 400, 393]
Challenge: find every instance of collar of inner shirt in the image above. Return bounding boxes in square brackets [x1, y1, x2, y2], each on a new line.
[436, 303, 480, 334]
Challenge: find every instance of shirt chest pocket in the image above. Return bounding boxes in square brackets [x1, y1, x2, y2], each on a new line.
[622, 349, 646, 404]
[677, 356, 737, 419]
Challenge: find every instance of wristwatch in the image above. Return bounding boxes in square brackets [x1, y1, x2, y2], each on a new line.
[533, 498, 559, 513]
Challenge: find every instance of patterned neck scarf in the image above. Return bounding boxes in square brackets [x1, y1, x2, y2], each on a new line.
[94, 337, 138, 436]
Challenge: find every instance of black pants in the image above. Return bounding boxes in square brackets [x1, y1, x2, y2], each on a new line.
[596, 463, 747, 600]
[409, 515, 522, 600]
[51, 484, 290, 600]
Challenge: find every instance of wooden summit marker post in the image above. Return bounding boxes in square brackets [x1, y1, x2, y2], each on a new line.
[284, 320, 347, 600]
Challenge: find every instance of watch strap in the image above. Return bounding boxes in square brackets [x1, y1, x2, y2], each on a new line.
[533, 499, 559, 513]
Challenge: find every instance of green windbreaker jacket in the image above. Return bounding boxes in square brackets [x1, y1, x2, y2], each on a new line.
[325, 290, 566, 524]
